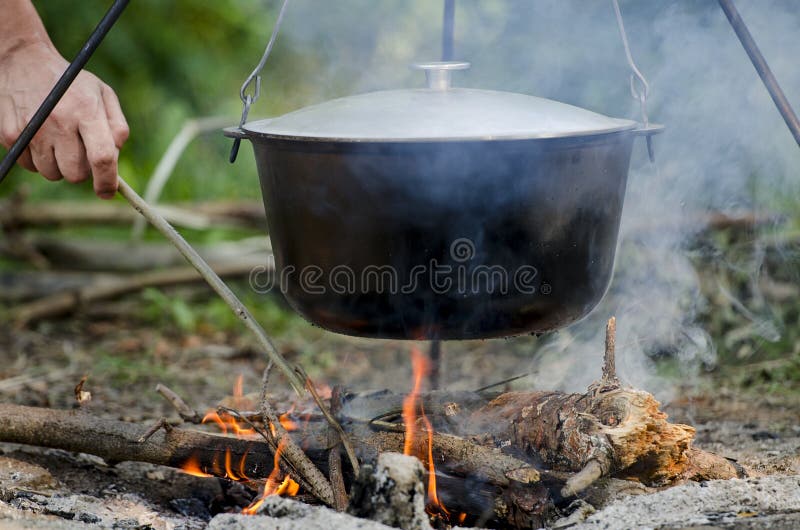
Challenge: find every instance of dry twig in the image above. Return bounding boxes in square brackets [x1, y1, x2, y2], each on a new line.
[259, 388, 335, 506]
[327, 385, 348, 511]
[137, 417, 171, 443]
[602, 316, 619, 386]
[155, 383, 202, 424]
[116, 177, 304, 394]
[296, 366, 360, 477]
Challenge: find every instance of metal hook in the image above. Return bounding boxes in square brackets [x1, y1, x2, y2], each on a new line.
[229, 94, 253, 163]
[612, 0, 650, 127]
[231, 0, 290, 163]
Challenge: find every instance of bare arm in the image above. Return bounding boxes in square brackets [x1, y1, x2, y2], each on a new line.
[0, 0, 129, 198]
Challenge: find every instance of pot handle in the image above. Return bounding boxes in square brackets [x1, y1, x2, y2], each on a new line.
[225, 126, 252, 163]
[633, 123, 664, 162]
[223, 126, 248, 140]
[633, 123, 664, 136]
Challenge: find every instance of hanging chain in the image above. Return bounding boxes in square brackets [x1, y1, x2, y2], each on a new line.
[230, 0, 291, 163]
[611, 0, 649, 127]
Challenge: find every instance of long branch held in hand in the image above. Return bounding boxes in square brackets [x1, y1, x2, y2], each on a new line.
[115, 176, 304, 394]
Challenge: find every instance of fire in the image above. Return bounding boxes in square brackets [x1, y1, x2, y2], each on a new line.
[233, 374, 245, 407]
[420, 402, 448, 517]
[401, 346, 455, 521]
[180, 455, 213, 478]
[242, 436, 299, 515]
[279, 405, 299, 431]
[178, 376, 301, 515]
[180, 439, 300, 516]
[225, 446, 244, 481]
[402, 346, 429, 456]
[202, 411, 228, 433]
[275, 475, 301, 496]
[202, 410, 256, 437]
[200, 375, 257, 437]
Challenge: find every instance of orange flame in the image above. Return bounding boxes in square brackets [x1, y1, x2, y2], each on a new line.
[181, 376, 302, 514]
[275, 476, 300, 496]
[421, 402, 448, 517]
[180, 455, 213, 478]
[402, 347, 454, 521]
[202, 410, 255, 438]
[242, 436, 299, 515]
[279, 405, 299, 431]
[202, 411, 228, 434]
[239, 446, 251, 480]
[225, 448, 242, 481]
[402, 346, 429, 455]
[233, 374, 245, 407]
[201, 376, 257, 437]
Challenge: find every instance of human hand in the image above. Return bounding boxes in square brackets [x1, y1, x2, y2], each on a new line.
[0, 40, 129, 199]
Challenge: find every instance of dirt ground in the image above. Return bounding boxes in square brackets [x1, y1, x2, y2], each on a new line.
[0, 310, 798, 529]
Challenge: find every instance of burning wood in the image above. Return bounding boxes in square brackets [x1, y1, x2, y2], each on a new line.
[0, 318, 743, 528]
[465, 319, 739, 497]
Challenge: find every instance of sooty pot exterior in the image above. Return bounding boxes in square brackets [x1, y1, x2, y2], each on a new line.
[246, 131, 635, 339]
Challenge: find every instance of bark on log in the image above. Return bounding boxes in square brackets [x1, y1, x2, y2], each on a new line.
[0, 374, 741, 527]
[0, 403, 541, 527]
[466, 386, 740, 494]
[0, 404, 275, 478]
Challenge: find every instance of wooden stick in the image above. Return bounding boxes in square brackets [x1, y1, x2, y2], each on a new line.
[296, 366, 360, 477]
[602, 316, 619, 385]
[137, 417, 170, 443]
[155, 384, 202, 424]
[255, 361, 336, 506]
[0, 403, 538, 527]
[259, 389, 335, 506]
[327, 385, 348, 511]
[116, 176, 304, 394]
[0, 403, 276, 477]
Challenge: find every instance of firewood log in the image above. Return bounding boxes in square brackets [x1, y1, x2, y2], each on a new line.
[465, 385, 740, 496]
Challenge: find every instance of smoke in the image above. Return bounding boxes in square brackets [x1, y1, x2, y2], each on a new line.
[260, 0, 799, 397]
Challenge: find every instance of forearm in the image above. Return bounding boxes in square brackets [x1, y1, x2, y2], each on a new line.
[0, 0, 54, 57]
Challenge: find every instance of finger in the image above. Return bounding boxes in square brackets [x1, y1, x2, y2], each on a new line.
[79, 120, 119, 199]
[101, 85, 129, 148]
[54, 135, 90, 183]
[17, 148, 37, 173]
[29, 142, 63, 182]
[0, 120, 36, 172]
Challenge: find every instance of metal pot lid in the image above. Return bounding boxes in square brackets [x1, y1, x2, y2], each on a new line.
[243, 62, 637, 142]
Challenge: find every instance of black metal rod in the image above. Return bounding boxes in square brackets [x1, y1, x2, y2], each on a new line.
[718, 0, 800, 147]
[0, 0, 130, 184]
[441, 0, 455, 61]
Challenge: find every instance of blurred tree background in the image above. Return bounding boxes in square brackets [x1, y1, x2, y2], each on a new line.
[1, 0, 304, 202]
[0, 0, 798, 397]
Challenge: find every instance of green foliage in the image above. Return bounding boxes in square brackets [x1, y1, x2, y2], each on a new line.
[137, 283, 304, 336]
[140, 287, 197, 332]
[93, 348, 170, 386]
[2, 0, 304, 201]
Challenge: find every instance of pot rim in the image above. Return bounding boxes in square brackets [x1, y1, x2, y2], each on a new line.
[225, 120, 658, 144]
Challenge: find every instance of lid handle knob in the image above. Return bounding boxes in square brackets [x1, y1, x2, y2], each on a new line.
[411, 61, 470, 90]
